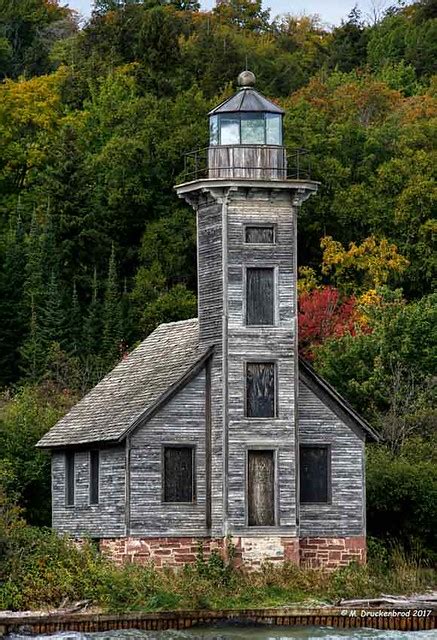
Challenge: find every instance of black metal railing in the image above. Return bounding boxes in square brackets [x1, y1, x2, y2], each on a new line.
[181, 146, 311, 181]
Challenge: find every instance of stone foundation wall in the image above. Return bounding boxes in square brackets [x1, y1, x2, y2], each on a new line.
[299, 536, 366, 569]
[99, 537, 227, 567]
[99, 535, 365, 569]
[239, 537, 300, 568]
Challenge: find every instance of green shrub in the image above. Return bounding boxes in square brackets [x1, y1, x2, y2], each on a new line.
[0, 524, 106, 610]
[1, 493, 435, 612]
[367, 443, 437, 558]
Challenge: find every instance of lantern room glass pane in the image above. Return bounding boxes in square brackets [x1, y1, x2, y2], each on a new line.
[241, 113, 265, 144]
[266, 113, 282, 145]
[209, 115, 219, 145]
[220, 116, 240, 145]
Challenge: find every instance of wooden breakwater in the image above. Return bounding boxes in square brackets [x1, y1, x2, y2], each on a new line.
[1, 606, 436, 636]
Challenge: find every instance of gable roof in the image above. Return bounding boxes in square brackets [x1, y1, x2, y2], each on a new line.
[37, 319, 210, 449]
[209, 87, 285, 115]
[299, 358, 380, 442]
[37, 318, 379, 449]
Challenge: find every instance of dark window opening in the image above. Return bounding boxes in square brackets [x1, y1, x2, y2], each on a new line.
[90, 450, 99, 505]
[248, 450, 275, 526]
[246, 267, 274, 325]
[163, 446, 195, 503]
[65, 451, 75, 506]
[245, 226, 275, 244]
[246, 362, 276, 418]
[300, 446, 330, 503]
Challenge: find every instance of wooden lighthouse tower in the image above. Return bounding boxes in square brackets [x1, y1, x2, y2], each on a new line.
[175, 70, 318, 557]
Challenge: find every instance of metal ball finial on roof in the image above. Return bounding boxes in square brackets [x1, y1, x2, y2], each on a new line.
[238, 70, 256, 88]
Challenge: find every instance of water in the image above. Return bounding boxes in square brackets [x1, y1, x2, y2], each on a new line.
[8, 626, 437, 640]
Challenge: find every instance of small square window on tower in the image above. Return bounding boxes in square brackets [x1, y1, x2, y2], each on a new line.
[245, 225, 275, 244]
[246, 362, 276, 418]
[300, 445, 331, 503]
[246, 267, 275, 325]
[163, 446, 195, 503]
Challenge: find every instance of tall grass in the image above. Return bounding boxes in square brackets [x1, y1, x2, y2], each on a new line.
[1, 526, 436, 612]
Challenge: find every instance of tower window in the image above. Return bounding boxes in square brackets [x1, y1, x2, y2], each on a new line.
[209, 113, 283, 146]
[266, 113, 281, 145]
[65, 451, 75, 506]
[300, 445, 330, 503]
[90, 450, 99, 505]
[241, 113, 265, 144]
[245, 225, 275, 244]
[220, 116, 240, 145]
[163, 446, 195, 503]
[246, 362, 276, 418]
[246, 267, 275, 325]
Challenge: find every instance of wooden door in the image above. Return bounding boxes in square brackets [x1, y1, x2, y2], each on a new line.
[248, 450, 275, 526]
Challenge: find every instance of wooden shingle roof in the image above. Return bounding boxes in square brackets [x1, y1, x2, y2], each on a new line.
[37, 318, 210, 448]
[37, 317, 378, 448]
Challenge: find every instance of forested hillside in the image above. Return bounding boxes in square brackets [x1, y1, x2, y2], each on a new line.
[0, 0, 436, 556]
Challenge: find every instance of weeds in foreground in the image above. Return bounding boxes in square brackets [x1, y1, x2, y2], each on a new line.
[0, 524, 436, 612]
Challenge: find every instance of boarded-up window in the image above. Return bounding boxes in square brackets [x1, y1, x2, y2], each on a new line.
[300, 446, 330, 503]
[246, 267, 274, 325]
[65, 451, 75, 506]
[248, 450, 275, 526]
[245, 226, 274, 244]
[90, 450, 99, 505]
[246, 362, 276, 417]
[163, 446, 195, 503]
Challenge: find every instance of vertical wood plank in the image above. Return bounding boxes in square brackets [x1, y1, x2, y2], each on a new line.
[248, 450, 275, 526]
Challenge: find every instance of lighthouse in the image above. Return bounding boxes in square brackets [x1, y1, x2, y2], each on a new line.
[39, 71, 377, 569]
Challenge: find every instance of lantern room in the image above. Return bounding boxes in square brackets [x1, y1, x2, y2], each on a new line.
[207, 70, 286, 180]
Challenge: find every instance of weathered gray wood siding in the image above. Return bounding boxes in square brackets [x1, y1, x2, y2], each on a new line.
[197, 195, 225, 536]
[129, 367, 208, 536]
[208, 146, 287, 180]
[225, 188, 298, 536]
[52, 447, 125, 537]
[298, 382, 365, 537]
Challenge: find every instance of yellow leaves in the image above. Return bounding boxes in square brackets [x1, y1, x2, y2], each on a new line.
[0, 68, 68, 187]
[0, 69, 65, 131]
[297, 266, 321, 295]
[356, 289, 383, 325]
[321, 235, 409, 292]
[358, 289, 381, 306]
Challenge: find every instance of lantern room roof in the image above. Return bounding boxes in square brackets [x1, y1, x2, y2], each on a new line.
[209, 87, 285, 116]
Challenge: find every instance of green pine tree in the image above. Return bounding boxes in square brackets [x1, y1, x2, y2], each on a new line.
[21, 210, 46, 380]
[84, 267, 102, 356]
[68, 279, 82, 355]
[40, 270, 66, 354]
[0, 214, 27, 385]
[102, 246, 123, 363]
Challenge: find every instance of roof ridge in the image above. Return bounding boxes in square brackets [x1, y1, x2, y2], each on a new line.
[156, 317, 198, 328]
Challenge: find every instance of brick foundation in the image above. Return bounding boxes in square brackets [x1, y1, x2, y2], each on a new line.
[99, 535, 365, 569]
[299, 536, 366, 569]
[99, 537, 231, 567]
